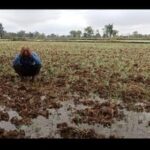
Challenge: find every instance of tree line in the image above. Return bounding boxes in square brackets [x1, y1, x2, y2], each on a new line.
[0, 23, 150, 40]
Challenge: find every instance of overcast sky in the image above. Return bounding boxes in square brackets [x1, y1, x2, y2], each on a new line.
[0, 9, 150, 35]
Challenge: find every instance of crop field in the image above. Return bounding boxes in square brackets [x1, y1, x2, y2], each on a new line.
[0, 41, 150, 138]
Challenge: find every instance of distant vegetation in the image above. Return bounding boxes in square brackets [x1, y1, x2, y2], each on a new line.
[1, 23, 150, 41]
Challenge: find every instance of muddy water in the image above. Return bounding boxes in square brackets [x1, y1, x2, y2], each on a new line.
[0, 106, 21, 131]
[78, 110, 150, 138]
[21, 100, 88, 138]
[0, 99, 150, 138]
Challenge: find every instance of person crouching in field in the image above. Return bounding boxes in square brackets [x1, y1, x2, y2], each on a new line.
[13, 47, 42, 81]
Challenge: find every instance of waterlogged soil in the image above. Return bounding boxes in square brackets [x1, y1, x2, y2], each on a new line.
[0, 42, 150, 138]
[0, 97, 150, 138]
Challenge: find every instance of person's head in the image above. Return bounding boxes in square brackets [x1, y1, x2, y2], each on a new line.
[20, 47, 31, 57]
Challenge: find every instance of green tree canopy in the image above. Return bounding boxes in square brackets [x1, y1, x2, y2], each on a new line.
[83, 26, 94, 38]
[0, 23, 4, 38]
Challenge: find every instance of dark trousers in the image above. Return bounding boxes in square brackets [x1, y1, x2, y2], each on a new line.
[13, 64, 41, 77]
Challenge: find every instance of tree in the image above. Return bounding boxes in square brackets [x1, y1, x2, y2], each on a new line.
[50, 34, 57, 37]
[83, 33, 88, 38]
[3, 31, 8, 38]
[132, 31, 138, 37]
[95, 29, 101, 38]
[70, 30, 77, 38]
[17, 30, 26, 38]
[103, 33, 107, 38]
[33, 31, 40, 39]
[112, 30, 118, 37]
[28, 32, 34, 38]
[47, 34, 57, 39]
[103, 24, 114, 38]
[0, 23, 4, 38]
[39, 33, 46, 39]
[9, 32, 17, 38]
[83, 26, 94, 38]
[103, 24, 119, 38]
[70, 30, 82, 38]
[76, 30, 82, 38]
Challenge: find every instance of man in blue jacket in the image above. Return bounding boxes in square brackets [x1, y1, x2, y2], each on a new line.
[13, 47, 42, 81]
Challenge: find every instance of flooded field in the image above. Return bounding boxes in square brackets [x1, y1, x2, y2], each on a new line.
[0, 41, 150, 138]
[0, 97, 150, 138]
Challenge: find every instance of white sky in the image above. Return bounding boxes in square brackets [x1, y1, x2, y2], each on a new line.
[0, 9, 150, 35]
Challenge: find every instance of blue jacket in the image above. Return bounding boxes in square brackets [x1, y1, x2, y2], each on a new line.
[13, 52, 41, 67]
